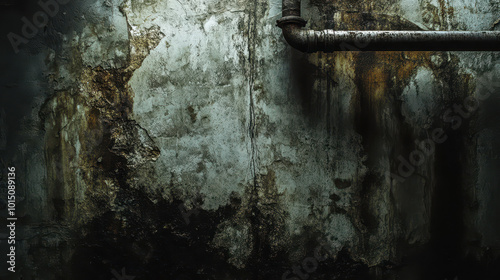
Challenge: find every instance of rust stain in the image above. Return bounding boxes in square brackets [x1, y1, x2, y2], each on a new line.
[346, 51, 434, 121]
[436, 0, 454, 29]
[289, 2, 477, 265]
[438, 0, 447, 23]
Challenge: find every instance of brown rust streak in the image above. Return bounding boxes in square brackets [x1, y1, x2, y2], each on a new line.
[437, 0, 454, 29]
[297, 3, 476, 264]
[349, 51, 433, 114]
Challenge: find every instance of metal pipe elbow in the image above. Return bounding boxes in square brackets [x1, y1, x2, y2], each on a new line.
[277, 16, 311, 53]
[282, 25, 310, 52]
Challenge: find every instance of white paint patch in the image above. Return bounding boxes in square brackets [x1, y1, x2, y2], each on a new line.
[203, 16, 218, 33]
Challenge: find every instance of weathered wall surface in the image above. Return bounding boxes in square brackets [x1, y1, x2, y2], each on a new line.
[1, 0, 500, 279]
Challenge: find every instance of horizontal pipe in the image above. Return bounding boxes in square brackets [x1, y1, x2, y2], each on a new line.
[277, 0, 500, 52]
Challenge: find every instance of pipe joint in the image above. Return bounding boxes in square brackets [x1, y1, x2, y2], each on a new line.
[276, 16, 307, 28]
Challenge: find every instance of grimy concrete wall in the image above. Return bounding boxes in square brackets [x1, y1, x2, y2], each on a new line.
[1, 0, 500, 279]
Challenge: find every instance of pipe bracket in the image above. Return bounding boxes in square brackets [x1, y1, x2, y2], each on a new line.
[276, 16, 307, 28]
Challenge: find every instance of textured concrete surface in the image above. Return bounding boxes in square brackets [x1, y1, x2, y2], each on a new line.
[1, 0, 500, 279]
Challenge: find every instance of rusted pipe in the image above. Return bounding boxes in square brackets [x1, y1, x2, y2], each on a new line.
[277, 0, 500, 52]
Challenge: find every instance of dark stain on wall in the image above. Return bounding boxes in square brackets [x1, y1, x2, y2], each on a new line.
[3, 0, 500, 279]
[287, 0, 500, 278]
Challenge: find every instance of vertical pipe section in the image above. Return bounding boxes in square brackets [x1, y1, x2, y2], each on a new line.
[277, 0, 500, 52]
[282, 0, 301, 17]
